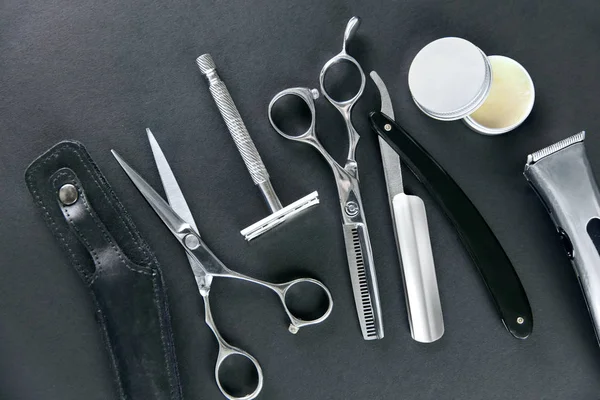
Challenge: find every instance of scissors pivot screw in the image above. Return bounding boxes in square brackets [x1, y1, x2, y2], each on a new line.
[384, 124, 392, 132]
[184, 234, 200, 250]
[516, 316, 525, 325]
[58, 183, 78, 206]
[344, 201, 360, 217]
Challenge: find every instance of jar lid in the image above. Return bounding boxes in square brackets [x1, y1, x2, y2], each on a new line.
[408, 37, 492, 121]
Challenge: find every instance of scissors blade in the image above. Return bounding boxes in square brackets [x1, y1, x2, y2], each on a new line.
[146, 129, 199, 234]
[145, 129, 210, 287]
[342, 223, 384, 340]
[112, 150, 194, 249]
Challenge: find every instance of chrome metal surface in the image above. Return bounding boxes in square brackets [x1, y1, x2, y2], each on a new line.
[527, 131, 585, 164]
[268, 18, 383, 340]
[203, 294, 263, 400]
[392, 194, 444, 342]
[371, 71, 444, 343]
[197, 53, 271, 187]
[372, 71, 394, 120]
[370, 71, 403, 198]
[524, 132, 600, 346]
[58, 183, 78, 205]
[184, 233, 200, 250]
[240, 191, 319, 241]
[408, 37, 492, 121]
[318, 17, 365, 164]
[112, 135, 332, 399]
[147, 128, 199, 233]
[147, 128, 212, 289]
[269, 87, 382, 340]
[268, 87, 363, 227]
[257, 180, 283, 213]
[197, 53, 319, 240]
[342, 224, 383, 340]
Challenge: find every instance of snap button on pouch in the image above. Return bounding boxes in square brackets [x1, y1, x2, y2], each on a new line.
[58, 183, 78, 205]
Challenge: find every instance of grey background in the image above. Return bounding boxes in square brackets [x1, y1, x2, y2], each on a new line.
[2, 0, 600, 399]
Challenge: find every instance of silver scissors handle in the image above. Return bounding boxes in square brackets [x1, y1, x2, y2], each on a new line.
[268, 87, 337, 165]
[203, 294, 263, 400]
[268, 87, 362, 225]
[183, 232, 334, 333]
[201, 269, 332, 399]
[268, 87, 350, 172]
[319, 16, 366, 164]
[190, 238, 332, 399]
[223, 270, 334, 333]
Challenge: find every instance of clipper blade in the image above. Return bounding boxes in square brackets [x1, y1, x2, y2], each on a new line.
[240, 191, 320, 241]
[527, 131, 586, 164]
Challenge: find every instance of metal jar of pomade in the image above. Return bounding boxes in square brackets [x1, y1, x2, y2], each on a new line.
[408, 37, 535, 135]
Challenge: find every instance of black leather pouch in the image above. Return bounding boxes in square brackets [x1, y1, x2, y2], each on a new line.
[25, 140, 184, 400]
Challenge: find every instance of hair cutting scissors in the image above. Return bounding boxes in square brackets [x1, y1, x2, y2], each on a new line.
[112, 129, 333, 400]
[267, 17, 383, 340]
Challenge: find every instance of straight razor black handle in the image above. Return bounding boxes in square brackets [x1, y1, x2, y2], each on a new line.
[369, 111, 533, 339]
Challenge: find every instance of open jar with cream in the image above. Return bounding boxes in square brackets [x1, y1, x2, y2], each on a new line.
[408, 37, 535, 135]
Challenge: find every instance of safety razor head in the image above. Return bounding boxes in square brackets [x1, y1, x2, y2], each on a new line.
[240, 191, 320, 241]
[527, 131, 585, 165]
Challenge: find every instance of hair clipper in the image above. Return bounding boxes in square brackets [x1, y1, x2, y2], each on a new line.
[524, 131, 600, 345]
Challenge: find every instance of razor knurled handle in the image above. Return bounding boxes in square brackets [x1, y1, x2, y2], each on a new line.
[196, 53, 269, 186]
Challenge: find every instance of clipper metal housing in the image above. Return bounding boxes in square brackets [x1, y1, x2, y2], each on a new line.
[524, 131, 600, 345]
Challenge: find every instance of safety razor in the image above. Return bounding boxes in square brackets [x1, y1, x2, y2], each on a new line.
[196, 54, 319, 240]
[524, 131, 600, 345]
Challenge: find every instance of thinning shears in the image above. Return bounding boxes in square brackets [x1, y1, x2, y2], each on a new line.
[112, 129, 333, 400]
[268, 17, 383, 340]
